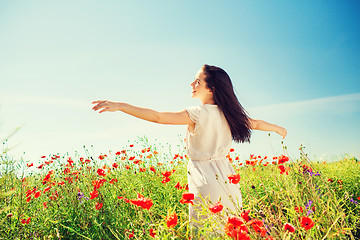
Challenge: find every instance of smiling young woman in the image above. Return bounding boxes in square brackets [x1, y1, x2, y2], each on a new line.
[92, 64, 287, 233]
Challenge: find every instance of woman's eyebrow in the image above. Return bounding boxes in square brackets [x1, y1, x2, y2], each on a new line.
[195, 78, 201, 82]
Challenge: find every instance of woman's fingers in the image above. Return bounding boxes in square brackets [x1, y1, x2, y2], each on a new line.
[92, 100, 107, 111]
[92, 100, 105, 104]
[92, 100, 115, 113]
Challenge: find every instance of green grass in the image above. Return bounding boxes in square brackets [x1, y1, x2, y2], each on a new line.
[1, 136, 359, 239]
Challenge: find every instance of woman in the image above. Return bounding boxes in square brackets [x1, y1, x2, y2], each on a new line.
[92, 64, 287, 231]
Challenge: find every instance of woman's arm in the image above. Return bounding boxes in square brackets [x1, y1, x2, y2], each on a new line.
[92, 100, 194, 126]
[250, 118, 287, 139]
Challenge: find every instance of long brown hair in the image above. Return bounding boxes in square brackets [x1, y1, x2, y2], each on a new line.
[202, 64, 252, 143]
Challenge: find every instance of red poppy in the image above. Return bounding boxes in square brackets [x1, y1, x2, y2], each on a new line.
[37, 164, 44, 169]
[43, 202, 48, 209]
[248, 219, 266, 237]
[149, 228, 156, 238]
[284, 223, 295, 233]
[64, 168, 70, 174]
[162, 171, 172, 178]
[130, 144, 134, 147]
[227, 173, 240, 184]
[162, 177, 171, 184]
[228, 217, 247, 228]
[357, 196, 360, 201]
[225, 228, 250, 240]
[241, 209, 251, 222]
[299, 216, 315, 230]
[41, 155, 46, 158]
[278, 155, 289, 164]
[125, 165, 131, 170]
[97, 169, 106, 177]
[133, 159, 142, 164]
[130, 193, 153, 210]
[175, 182, 182, 190]
[230, 148, 235, 152]
[67, 158, 74, 166]
[34, 191, 41, 198]
[21, 217, 31, 224]
[26, 163, 33, 167]
[26, 187, 37, 197]
[128, 231, 134, 238]
[112, 162, 119, 168]
[166, 212, 178, 228]
[150, 166, 156, 173]
[109, 179, 118, 184]
[26, 197, 31, 203]
[295, 206, 303, 213]
[180, 192, 194, 205]
[58, 181, 65, 186]
[209, 202, 223, 213]
[184, 183, 189, 190]
[90, 189, 99, 199]
[139, 167, 146, 172]
[42, 173, 52, 184]
[95, 202, 103, 210]
[224, 217, 249, 238]
[278, 165, 286, 174]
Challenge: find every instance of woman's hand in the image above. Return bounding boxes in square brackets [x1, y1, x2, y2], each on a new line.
[92, 100, 121, 113]
[276, 127, 287, 139]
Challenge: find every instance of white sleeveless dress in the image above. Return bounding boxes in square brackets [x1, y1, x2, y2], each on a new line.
[185, 104, 243, 227]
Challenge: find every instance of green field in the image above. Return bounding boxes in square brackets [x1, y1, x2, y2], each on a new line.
[1, 136, 359, 239]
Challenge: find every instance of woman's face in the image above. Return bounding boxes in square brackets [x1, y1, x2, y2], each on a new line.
[190, 68, 213, 101]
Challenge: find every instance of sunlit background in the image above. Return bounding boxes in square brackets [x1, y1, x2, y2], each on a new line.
[1, 1, 359, 163]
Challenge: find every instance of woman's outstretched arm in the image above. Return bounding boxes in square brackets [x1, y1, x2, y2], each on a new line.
[92, 100, 194, 126]
[249, 118, 287, 139]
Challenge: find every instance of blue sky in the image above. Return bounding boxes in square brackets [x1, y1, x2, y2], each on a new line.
[1, 1, 359, 162]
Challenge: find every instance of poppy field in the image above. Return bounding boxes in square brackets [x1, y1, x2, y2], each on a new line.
[1, 136, 360, 240]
